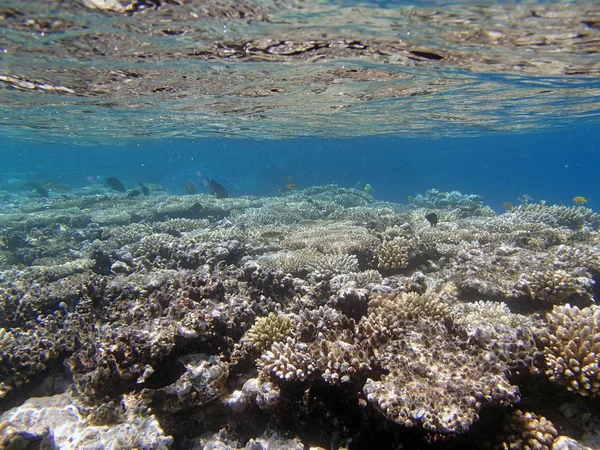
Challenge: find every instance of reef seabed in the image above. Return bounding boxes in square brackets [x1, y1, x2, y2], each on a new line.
[0, 186, 599, 449]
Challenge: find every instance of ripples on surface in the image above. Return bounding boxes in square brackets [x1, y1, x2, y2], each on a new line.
[0, 0, 599, 143]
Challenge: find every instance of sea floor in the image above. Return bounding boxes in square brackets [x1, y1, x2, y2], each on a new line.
[0, 185, 599, 449]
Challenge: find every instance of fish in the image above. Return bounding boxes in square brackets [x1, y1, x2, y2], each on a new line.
[285, 183, 296, 191]
[503, 202, 514, 210]
[522, 194, 534, 201]
[363, 183, 373, 194]
[186, 180, 198, 195]
[44, 183, 72, 193]
[207, 179, 228, 198]
[406, 196, 414, 203]
[284, 175, 292, 182]
[278, 188, 286, 194]
[105, 177, 126, 193]
[127, 189, 141, 198]
[86, 175, 100, 184]
[139, 182, 150, 196]
[573, 196, 588, 205]
[425, 212, 438, 228]
[35, 186, 49, 198]
[134, 359, 187, 391]
[190, 202, 204, 213]
[539, 200, 547, 206]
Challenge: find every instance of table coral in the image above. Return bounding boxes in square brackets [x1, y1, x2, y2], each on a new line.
[541, 304, 600, 397]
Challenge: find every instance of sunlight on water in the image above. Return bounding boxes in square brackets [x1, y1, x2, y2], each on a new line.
[0, 0, 599, 142]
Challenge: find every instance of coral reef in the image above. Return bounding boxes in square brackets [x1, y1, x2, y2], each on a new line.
[0, 185, 599, 448]
[501, 410, 558, 450]
[541, 304, 600, 397]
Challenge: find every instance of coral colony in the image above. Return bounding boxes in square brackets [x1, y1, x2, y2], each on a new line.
[0, 186, 599, 448]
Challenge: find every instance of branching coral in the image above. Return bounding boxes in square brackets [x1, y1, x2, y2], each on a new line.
[245, 312, 294, 352]
[541, 304, 600, 397]
[375, 236, 410, 271]
[501, 410, 558, 450]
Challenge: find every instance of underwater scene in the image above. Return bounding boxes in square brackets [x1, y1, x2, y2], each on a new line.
[1, 0, 600, 449]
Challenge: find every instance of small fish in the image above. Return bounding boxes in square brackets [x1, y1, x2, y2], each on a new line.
[278, 188, 286, 194]
[285, 183, 296, 191]
[139, 182, 150, 196]
[186, 180, 198, 195]
[35, 186, 49, 198]
[106, 177, 126, 193]
[284, 175, 292, 182]
[503, 202, 514, 210]
[135, 360, 187, 391]
[363, 183, 373, 194]
[86, 175, 100, 184]
[45, 183, 72, 193]
[573, 196, 588, 205]
[425, 212, 438, 228]
[539, 200, 547, 206]
[406, 196, 414, 203]
[127, 189, 141, 198]
[207, 179, 228, 198]
[522, 194, 534, 201]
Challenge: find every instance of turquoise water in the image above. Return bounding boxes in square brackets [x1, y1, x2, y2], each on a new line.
[2, 126, 598, 211]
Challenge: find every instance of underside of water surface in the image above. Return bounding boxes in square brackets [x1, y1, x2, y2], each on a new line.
[1, 0, 600, 142]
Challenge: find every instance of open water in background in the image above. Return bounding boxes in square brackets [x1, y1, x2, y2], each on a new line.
[1, 125, 598, 212]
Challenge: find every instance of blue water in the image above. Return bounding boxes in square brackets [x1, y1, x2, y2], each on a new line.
[1, 124, 596, 212]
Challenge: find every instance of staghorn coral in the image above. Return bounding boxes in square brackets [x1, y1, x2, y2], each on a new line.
[516, 269, 595, 304]
[245, 312, 294, 352]
[375, 236, 410, 271]
[541, 304, 600, 397]
[501, 410, 558, 450]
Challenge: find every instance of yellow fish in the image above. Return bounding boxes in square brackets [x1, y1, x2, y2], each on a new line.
[363, 183, 373, 194]
[286, 184, 297, 190]
[573, 196, 588, 205]
[503, 202, 514, 210]
[278, 188, 285, 194]
[284, 175, 292, 182]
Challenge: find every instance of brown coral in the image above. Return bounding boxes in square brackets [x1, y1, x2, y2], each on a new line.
[375, 237, 410, 271]
[541, 304, 600, 397]
[245, 312, 294, 352]
[501, 410, 558, 450]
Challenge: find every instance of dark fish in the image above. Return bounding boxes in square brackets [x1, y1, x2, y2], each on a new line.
[186, 180, 198, 195]
[190, 202, 204, 213]
[35, 186, 49, 198]
[127, 189, 141, 198]
[106, 177, 126, 193]
[139, 182, 150, 196]
[425, 212, 438, 228]
[135, 359, 187, 391]
[207, 179, 228, 199]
